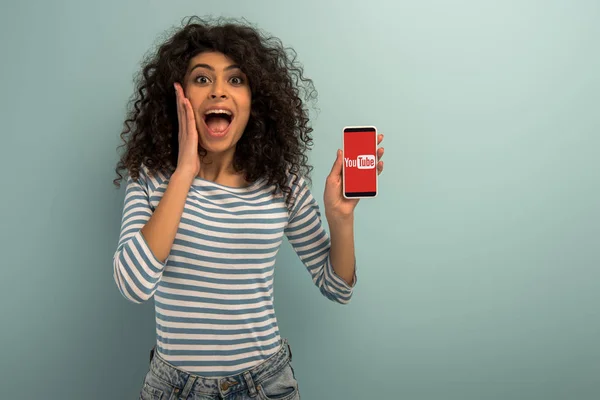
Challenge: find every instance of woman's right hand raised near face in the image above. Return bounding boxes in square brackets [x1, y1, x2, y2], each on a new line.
[174, 83, 201, 179]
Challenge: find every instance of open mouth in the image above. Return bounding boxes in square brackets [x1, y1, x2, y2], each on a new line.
[203, 109, 234, 137]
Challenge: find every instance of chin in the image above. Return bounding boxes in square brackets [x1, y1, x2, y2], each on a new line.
[202, 144, 233, 155]
[199, 136, 239, 156]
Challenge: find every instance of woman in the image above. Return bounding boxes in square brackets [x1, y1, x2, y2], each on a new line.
[113, 16, 384, 400]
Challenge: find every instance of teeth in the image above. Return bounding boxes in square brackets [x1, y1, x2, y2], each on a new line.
[205, 109, 232, 116]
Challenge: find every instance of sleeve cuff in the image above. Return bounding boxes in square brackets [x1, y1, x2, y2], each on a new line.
[135, 231, 168, 271]
[327, 257, 357, 292]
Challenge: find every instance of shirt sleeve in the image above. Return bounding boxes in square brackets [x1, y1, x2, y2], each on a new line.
[112, 167, 167, 303]
[284, 177, 356, 304]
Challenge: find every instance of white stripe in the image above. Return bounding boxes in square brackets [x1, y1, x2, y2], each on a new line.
[156, 305, 274, 321]
[172, 236, 279, 251]
[191, 194, 274, 207]
[157, 339, 280, 355]
[157, 327, 279, 343]
[157, 286, 273, 301]
[155, 293, 273, 311]
[165, 266, 274, 282]
[161, 276, 272, 292]
[186, 199, 287, 217]
[157, 316, 276, 331]
[170, 246, 280, 261]
[179, 220, 284, 241]
[181, 211, 288, 231]
[191, 180, 271, 195]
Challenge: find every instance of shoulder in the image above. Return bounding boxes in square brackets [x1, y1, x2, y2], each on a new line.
[285, 172, 317, 217]
[129, 164, 172, 197]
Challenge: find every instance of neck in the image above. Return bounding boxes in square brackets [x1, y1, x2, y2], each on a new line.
[197, 150, 248, 188]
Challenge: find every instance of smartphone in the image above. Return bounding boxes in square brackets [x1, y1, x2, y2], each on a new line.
[343, 126, 378, 199]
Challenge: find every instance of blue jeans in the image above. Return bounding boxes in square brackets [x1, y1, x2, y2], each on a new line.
[140, 340, 300, 400]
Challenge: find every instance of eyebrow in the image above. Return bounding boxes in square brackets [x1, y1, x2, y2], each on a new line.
[189, 63, 241, 73]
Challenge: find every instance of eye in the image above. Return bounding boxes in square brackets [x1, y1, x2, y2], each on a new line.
[229, 76, 245, 85]
[194, 75, 210, 84]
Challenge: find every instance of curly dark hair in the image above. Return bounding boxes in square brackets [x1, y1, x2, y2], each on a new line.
[114, 16, 317, 205]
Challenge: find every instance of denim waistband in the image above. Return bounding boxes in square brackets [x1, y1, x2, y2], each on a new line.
[148, 340, 292, 397]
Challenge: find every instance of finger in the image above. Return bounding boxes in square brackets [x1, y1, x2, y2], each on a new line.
[377, 147, 384, 161]
[184, 98, 197, 141]
[174, 83, 181, 133]
[175, 83, 186, 140]
[377, 133, 384, 145]
[329, 149, 343, 177]
[377, 161, 384, 175]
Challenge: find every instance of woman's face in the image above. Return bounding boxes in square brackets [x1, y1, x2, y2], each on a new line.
[183, 51, 251, 157]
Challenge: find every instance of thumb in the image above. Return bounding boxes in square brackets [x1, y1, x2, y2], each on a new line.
[329, 149, 343, 177]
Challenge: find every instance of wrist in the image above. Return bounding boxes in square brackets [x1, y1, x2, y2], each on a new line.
[326, 212, 354, 228]
[172, 169, 197, 186]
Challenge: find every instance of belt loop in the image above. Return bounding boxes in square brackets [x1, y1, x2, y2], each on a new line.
[179, 375, 197, 399]
[243, 371, 258, 397]
[287, 342, 292, 362]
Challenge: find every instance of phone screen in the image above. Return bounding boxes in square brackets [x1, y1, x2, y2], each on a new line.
[343, 126, 377, 198]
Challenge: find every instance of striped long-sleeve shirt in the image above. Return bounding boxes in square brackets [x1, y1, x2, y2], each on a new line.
[113, 165, 356, 377]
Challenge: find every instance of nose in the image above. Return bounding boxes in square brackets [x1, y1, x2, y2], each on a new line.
[209, 80, 228, 99]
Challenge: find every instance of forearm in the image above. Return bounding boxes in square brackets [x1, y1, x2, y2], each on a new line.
[327, 215, 356, 286]
[140, 170, 194, 262]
